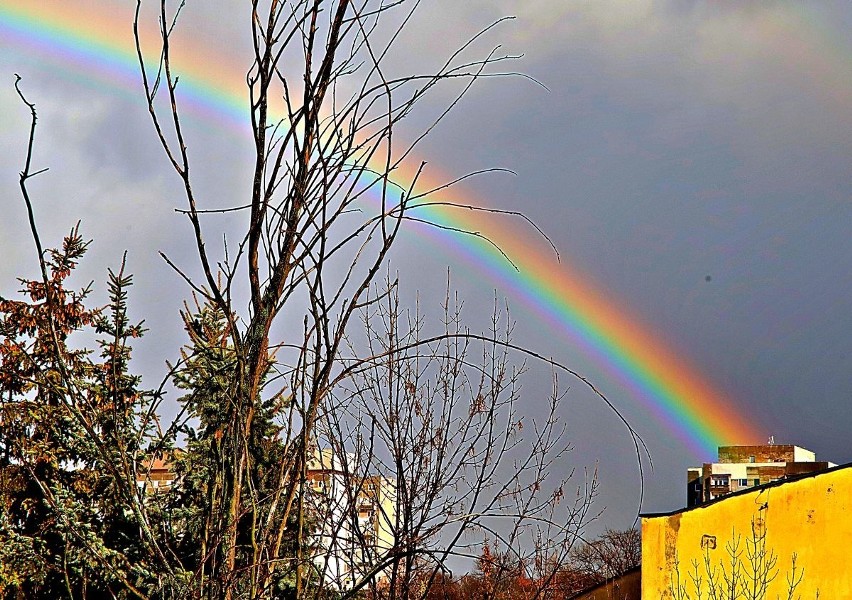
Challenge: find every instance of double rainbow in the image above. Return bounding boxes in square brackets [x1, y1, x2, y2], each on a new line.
[1, 0, 770, 457]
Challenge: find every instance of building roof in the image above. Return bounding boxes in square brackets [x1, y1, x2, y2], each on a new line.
[306, 448, 343, 472]
[643, 460, 852, 519]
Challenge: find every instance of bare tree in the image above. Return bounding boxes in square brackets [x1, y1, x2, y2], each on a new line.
[317, 283, 599, 599]
[568, 528, 641, 581]
[130, 1, 632, 597]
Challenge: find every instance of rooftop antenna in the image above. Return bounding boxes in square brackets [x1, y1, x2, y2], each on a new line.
[767, 435, 775, 445]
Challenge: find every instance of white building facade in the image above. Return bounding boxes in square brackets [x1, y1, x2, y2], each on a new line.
[305, 449, 396, 590]
[687, 444, 834, 507]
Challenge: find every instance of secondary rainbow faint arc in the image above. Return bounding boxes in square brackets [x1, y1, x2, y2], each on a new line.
[0, 0, 770, 456]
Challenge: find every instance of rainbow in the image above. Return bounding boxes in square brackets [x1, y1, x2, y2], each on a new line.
[402, 202, 756, 457]
[1, 0, 786, 457]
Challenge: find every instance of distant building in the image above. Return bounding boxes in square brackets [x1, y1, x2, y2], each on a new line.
[305, 448, 396, 590]
[133, 447, 396, 590]
[137, 455, 176, 494]
[687, 444, 834, 507]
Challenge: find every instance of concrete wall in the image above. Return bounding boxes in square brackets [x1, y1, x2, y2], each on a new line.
[717, 444, 799, 463]
[643, 464, 852, 599]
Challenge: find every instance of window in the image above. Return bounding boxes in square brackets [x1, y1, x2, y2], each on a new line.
[749, 455, 756, 463]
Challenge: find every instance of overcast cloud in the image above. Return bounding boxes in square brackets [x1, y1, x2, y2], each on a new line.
[1, 1, 850, 525]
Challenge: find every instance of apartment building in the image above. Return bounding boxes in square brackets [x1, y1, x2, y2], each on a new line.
[686, 443, 833, 507]
[133, 447, 397, 590]
[306, 448, 396, 590]
[137, 455, 176, 494]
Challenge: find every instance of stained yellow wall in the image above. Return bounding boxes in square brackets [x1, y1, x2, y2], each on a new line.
[642, 465, 852, 599]
[370, 475, 396, 552]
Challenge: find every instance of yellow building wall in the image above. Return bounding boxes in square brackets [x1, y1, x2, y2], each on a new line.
[367, 475, 397, 553]
[642, 465, 852, 599]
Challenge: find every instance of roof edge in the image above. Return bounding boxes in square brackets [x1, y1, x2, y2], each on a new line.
[641, 460, 852, 519]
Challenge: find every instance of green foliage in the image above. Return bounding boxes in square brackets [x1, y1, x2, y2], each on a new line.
[164, 299, 299, 598]
[0, 232, 309, 599]
[0, 228, 161, 597]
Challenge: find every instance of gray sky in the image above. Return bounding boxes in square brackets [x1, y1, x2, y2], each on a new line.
[1, 1, 850, 527]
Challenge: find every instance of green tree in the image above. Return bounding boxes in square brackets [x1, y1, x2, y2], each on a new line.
[164, 299, 299, 597]
[0, 226, 160, 597]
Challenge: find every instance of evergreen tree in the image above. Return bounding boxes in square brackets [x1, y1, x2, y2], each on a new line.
[0, 228, 161, 597]
[166, 300, 299, 598]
